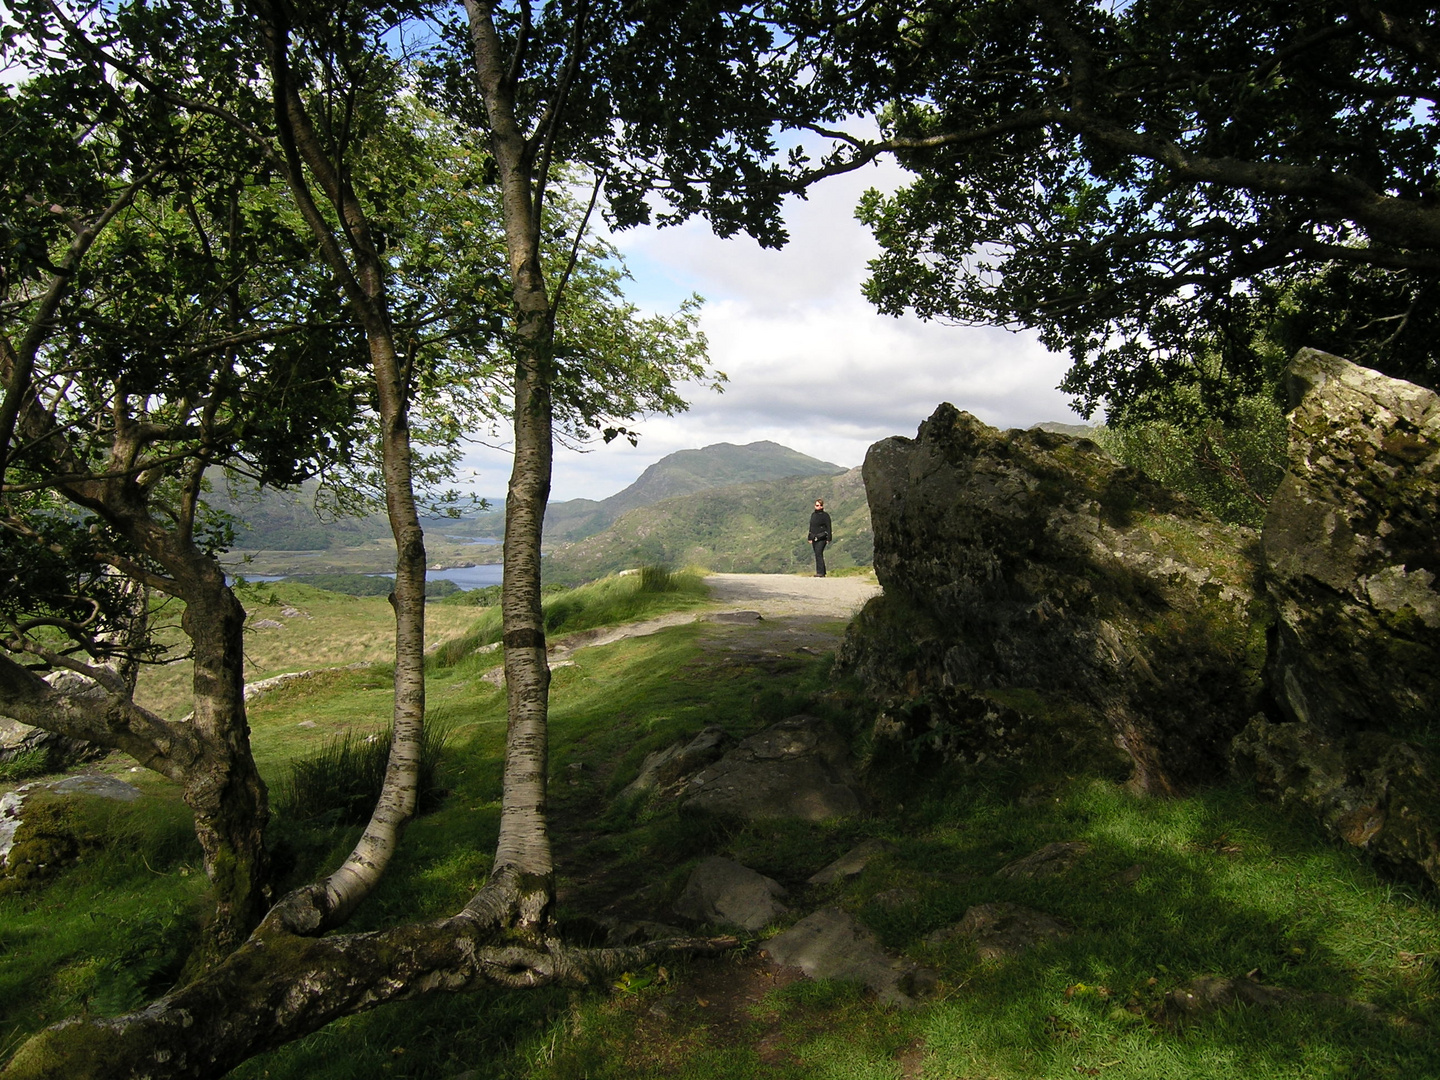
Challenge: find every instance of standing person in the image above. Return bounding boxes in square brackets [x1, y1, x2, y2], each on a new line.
[808, 498, 833, 577]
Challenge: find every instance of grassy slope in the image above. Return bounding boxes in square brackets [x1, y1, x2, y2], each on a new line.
[544, 466, 871, 584]
[3, 579, 1439, 1080]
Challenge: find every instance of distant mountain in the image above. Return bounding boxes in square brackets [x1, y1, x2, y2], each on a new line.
[542, 467, 871, 584]
[435, 440, 847, 546]
[545, 440, 847, 544]
[206, 475, 391, 551]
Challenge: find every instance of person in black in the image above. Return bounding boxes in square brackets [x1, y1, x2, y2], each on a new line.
[807, 498, 833, 577]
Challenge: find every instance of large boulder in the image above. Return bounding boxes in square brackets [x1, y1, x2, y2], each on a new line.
[1232, 351, 1440, 888]
[1261, 349, 1439, 736]
[841, 404, 1265, 793]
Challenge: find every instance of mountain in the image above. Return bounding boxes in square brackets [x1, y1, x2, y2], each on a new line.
[545, 440, 846, 543]
[434, 440, 847, 545]
[205, 475, 392, 551]
[542, 466, 871, 584]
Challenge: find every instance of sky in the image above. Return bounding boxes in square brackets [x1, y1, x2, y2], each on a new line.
[455, 153, 1088, 503]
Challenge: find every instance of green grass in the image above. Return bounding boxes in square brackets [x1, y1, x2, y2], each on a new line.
[4, 586, 1439, 1080]
[430, 567, 711, 667]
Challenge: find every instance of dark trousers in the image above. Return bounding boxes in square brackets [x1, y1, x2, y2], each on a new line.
[811, 539, 828, 576]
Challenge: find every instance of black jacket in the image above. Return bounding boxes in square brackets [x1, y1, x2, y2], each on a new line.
[808, 509, 832, 542]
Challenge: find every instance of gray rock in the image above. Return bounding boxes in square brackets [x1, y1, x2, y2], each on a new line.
[808, 838, 890, 885]
[764, 907, 937, 1008]
[995, 841, 1091, 880]
[682, 715, 863, 821]
[672, 856, 788, 931]
[1232, 716, 1440, 889]
[0, 671, 108, 774]
[622, 726, 735, 798]
[1261, 350, 1439, 736]
[840, 404, 1264, 793]
[1166, 975, 1383, 1022]
[251, 618, 284, 630]
[926, 902, 1071, 959]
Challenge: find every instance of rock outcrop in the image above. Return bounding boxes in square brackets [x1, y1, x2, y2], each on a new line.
[764, 908, 938, 1008]
[1230, 350, 1440, 888]
[1261, 349, 1439, 736]
[681, 715, 864, 821]
[841, 404, 1265, 793]
[673, 856, 788, 931]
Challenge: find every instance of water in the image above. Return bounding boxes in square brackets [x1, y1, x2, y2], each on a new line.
[377, 564, 504, 589]
[228, 564, 504, 589]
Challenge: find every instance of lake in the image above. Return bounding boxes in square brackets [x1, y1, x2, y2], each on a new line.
[230, 564, 505, 590]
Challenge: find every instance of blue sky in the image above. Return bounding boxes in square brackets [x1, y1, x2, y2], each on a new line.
[457, 152, 1086, 502]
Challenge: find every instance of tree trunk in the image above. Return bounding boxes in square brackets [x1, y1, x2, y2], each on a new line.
[465, 0, 561, 933]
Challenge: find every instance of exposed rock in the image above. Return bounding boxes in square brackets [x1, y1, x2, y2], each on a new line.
[672, 856, 788, 931]
[1232, 716, 1440, 888]
[251, 618, 284, 630]
[622, 726, 735, 798]
[243, 670, 314, 703]
[0, 671, 107, 774]
[995, 841, 1091, 880]
[841, 404, 1265, 794]
[764, 907, 938, 1008]
[926, 902, 1071, 959]
[1261, 350, 1439, 738]
[808, 838, 890, 885]
[1223, 353, 1440, 889]
[681, 715, 864, 821]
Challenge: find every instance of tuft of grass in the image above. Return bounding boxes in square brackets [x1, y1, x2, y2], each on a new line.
[0, 746, 52, 783]
[273, 722, 451, 826]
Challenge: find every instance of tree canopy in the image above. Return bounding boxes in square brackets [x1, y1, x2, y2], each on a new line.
[796, 0, 1440, 417]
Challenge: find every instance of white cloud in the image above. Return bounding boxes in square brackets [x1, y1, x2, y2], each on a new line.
[457, 143, 1085, 502]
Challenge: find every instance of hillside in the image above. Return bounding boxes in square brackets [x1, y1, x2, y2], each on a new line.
[6, 576, 1436, 1080]
[221, 442, 846, 563]
[450, 440, 848, 545]
[542, 466, 870, 583]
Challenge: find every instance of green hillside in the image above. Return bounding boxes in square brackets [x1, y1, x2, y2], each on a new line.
[411, 440, 847, 546]
[543, 466, 870, 583]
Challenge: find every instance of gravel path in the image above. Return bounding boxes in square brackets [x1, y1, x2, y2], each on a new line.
[542, 573, 881, 663]
[702, 572, 881, 619]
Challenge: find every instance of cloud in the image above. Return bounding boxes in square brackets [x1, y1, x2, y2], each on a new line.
[457, 144, 1086, 502]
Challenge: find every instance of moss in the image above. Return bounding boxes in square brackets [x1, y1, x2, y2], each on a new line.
[0, 796, 104, 896]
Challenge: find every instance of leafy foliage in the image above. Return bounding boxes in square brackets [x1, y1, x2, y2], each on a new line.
[808, 2, 1440, 413]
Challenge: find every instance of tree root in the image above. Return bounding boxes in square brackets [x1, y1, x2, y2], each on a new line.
[2, 874, 737, 1080]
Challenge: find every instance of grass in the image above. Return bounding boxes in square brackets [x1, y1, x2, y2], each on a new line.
[3, 578, 1439, 1080]
[273, 720, 452, 825]
[134, 580, 483, 720]
[430, 566, 710, 667]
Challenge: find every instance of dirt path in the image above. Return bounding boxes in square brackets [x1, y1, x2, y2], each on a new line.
[546, 573, 881, 662]
[702, 572, 881, 619]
